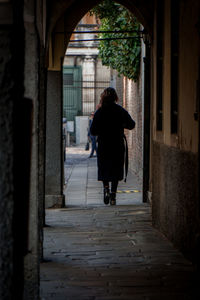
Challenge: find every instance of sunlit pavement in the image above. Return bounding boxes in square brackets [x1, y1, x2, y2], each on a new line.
[64, 145, 142, 207]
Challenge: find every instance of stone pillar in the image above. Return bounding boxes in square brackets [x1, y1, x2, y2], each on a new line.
[23, 1, 40, 299]
[0, 1, 34, 299]
[45, 70, 65, 208]
[82, 56, 96, 114]
[38, 46, 47, 260]
[0, 22, 15, 300]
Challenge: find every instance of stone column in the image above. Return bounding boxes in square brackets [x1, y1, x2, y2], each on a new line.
[45, 70, 65, 208]
[0, 11, 16, 300]
[38, 46, 47, 261]
[82, 56, 96, 114]
[23, 1, 40, 298]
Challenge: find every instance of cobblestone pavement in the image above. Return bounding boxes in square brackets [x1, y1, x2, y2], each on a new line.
[40, 146, 199, 300]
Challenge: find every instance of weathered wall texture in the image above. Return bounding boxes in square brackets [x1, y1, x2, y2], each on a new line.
[0, 2, 29, 299]
[45, 70, 65, 208]
[23, 1, 41, 298]
[152, 142, 199, 259]
[0, 27, 15, 300]
[1, 0, 200, 298]
[123, 67, 143, 183]
[151, 0, 200, 261]
[0, 1, 37, 298]
[178, 0, 199, 152]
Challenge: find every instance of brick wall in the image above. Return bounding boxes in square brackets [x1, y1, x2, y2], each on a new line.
[122, 66, 143, 184]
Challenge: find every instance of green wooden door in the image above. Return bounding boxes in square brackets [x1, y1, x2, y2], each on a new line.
[63, 66, 82, 121]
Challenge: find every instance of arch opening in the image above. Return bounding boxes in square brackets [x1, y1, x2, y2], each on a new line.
[45, 1, 150, 211]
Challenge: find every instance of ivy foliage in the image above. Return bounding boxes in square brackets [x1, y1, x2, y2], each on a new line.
[91, 0, 141, 82]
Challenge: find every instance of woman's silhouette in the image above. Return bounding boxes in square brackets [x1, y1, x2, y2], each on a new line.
[90, 87, 135, 205]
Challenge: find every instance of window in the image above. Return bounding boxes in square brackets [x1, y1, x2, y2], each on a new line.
[63, 73, 74, 85]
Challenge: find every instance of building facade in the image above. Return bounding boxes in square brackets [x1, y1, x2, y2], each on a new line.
[63, 13, 111, 144]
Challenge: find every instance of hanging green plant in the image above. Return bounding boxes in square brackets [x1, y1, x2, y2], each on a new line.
[91, 0, 141, 82]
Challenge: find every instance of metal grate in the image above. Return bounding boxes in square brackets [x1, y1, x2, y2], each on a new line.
[63, 79, 110, 117]
[63, 73, 74, 85]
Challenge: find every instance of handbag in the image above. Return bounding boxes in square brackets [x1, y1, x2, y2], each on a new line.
[85, 141, 89, 151]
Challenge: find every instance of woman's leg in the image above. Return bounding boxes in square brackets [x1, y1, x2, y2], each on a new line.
[89, 137, 95, 157]
[103, 180, 110, 205]
[103, 180, 109, 189]
[93, 137, 97, 155]
[110, 180, 118, 205]
[111, 180, 118, 193]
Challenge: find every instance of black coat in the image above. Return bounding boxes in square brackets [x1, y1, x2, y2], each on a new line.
[90, 103, 135, 181]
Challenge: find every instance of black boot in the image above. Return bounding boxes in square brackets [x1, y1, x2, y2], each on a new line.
[110, 192, 116, 205]
[104, 187, 110, 205]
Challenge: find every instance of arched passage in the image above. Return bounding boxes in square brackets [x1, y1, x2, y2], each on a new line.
[46, 0, 153, 71]
[0, 0, 200, 299]
[44, 0, 200, 296]
[45, 0, 153, 209]
[45, 0, 200, 279]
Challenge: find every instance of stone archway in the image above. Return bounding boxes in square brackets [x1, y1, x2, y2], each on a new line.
[45, 0, 200, 269]
[45, 0, 153, 210]
[46, 0, 153, 70]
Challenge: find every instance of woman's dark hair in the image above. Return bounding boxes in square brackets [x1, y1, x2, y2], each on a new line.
[100, 87, 118, 107]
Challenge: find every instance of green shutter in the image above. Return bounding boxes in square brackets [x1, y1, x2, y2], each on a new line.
[63, 66, 82, 122]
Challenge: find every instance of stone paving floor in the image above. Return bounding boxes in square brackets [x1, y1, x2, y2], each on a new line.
[40, 146, 200, 300]
[64, 146, 142, 207]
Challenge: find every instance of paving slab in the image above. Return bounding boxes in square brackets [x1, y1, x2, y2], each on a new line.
[64, 145, 142, 207]
[41, 205, 199, 299]
[41, 146, 200, 299]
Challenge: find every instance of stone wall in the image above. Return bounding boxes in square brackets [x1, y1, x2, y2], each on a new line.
[0, 26, 15, 300]
[124, 77, 143, 182]
[0, 1, 35, 298]
[122, 53, 143, 184]
[45, 71, 65, 208]
[151, 0, 200, 262]
[23, 0, 41, 298]
[152, 142, 200, 261]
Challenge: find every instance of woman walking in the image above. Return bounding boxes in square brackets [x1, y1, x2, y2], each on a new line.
[90, 87, 135, 205]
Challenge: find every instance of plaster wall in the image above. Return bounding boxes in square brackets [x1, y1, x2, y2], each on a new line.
[153, 0, 199, 152]
[178, 0, 199, 153]
[151, 0, 200, 260]
[75, 116, 89, 144]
